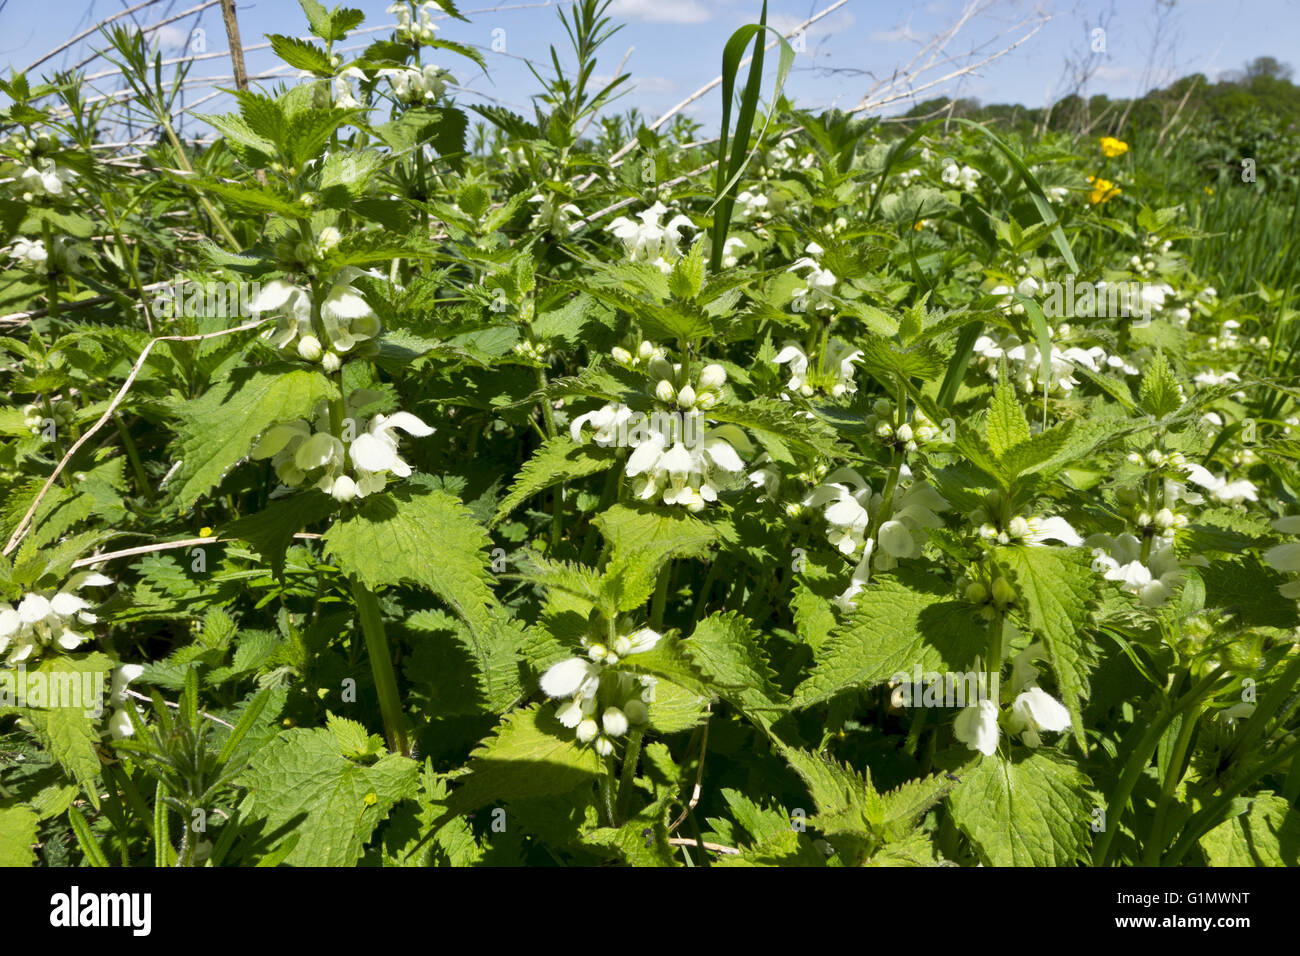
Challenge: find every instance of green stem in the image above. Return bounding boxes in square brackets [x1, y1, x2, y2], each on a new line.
[114, 413, 155, 500]
[1144, 706, 1201, 866]
[650, 560, 672, 631]
[616, 728, 644, 824]
[598, 757, 617, 827]
[351, 577, 411, 756]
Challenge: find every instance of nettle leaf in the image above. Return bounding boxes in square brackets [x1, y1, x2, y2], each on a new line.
[985, 376, 1030, 459]
[268, 34, 334, 75]
[684, 612, 785, 725]
[1138, 350, 1184, 417]
[948, 750, 1091, 866]
[170, 366, 337, 509]
[706, 398, 841, 464]
[7, 653, 113, 806]
[242, 727, 418, 866]
[1199, 792, 1300, 866]
[442, 705, 603, 817]
[997, 546, 1096, 750]
[595, 504, 720, 612]
[492, 437, 617, 527]
[223, 491, 336, 578]
[299, 0, 365, 44]
[791, 570, 985, 709]
[880, 773, 959, 842]
[319, 149, 388, 203]
[0, 806, 39, 866]
[323, 481, 500, 642]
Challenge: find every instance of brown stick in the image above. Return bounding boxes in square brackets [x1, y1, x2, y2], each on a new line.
[219, 0, 249, 91]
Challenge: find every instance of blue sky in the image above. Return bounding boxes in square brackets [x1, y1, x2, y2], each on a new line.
[2, 0, 1297, 138]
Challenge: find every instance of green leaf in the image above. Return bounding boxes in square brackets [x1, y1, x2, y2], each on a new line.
[684, 611, 785, 725]
[594, 504, 720, 612]
[170, 366, 337, 509]
[268, 34, 334, 75]
[0, 806, 39, 866]
[323, 482, 501, 654]
[223, 491, 336, 578]
[242, 727, 418, 866]
[1199, 793, 1300, 866]
[791, 570, 985, 708]
[9, 653, 113, 805]
[491, 437, 616, 527]
[997, 546, 1096, 750]
[442, 705, 603, 817]
[1138, 350, 1184, 417]
[986, 376, 1030, 459]
[948, 750, 1091, 866]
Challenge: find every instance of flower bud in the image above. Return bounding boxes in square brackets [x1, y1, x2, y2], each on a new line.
[576, 719, 599, 743]
[331, 475, 358, 502]
[297, 335, 323, 361]
[610, 346, 632, 365]
[655, 380, 677, 403]
[698, 364, 727, 390]
[1147, 449, 1163, 466]
[638, 341, 655, 360]
[1154, 508, 1175, 530]
[677, 384, 697, 409]
[991, 577, 1016, 606]
[1008, 516, 1030, 540]
[896, 423, 913, 443]
[602, 707, 629, 737]
[875, 422, 894, 439]
[322, 351, 341, 373]
[593, 736, 614, 756]
[965, 581, 988, 603]
[587, 643, 608, 662]
[623, 699, 649, 724]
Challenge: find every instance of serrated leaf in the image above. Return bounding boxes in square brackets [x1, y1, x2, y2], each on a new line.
[595, 504, 719, 612]
[986, 376, 1030, 459]
[791, 570, 985, 708]
[268, 34, 334, 75]
[223, 491, 335, 578]
[1199, 792, 1300, 866]
[242, 727, 418, 865]
[684, 611, 784, 725]
[948, 750, 1091, 866]
[0, 806, 39, 866]
[170, 366, 336, 508]
[997, 546, 1095, 750]
[1138, 350, 1184, 417]
[492, 437, 616, 527]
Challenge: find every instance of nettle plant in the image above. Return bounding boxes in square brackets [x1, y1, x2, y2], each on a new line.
[1, 0, 1299, 868]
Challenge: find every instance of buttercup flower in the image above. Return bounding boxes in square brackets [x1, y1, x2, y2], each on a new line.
[1099, 136, 1129, 158]
[1086, 175, 1121, 204]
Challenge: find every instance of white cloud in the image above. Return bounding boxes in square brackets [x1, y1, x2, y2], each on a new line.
[871, 24, 925, 44]
[591, 73, 677, 94]
[771, 10, 856, 40]
[607, 0, 711, 24]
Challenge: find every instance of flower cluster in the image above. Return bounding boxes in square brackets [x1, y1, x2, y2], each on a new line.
[0, 572, 112, 665]
[539, 625, 661, 755]
[954, 644, 1072, 755]
[788, 242, 837, 312]
[941, 162, 981, 192]
[606, 202, 695, 273]
[252, 266, 382, 371]
[773, 340, 862, 398]
[252, 390, 434, 502]
[388, 0, 442, 43]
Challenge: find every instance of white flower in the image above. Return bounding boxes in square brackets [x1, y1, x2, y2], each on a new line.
[941, 162, 980, 191]
[107, 664, 146, 739]
[788, 254, 838, 312]
[380, 64, 448, 103]
[1008, 514, 1083, 547]
[1007, 687, 1071, 747]
[1182, 462, 1257, 504]
[773, 341, 861, 398]
[735, 190, 768, 219]
[954, 699, 1000, 755]
[540, 657, 601, 699]
[330, 66, 366, 109]
[1085, 532, 1199, 606]
[0, 573, 111, 666]
[20, 158, 75, 196]
[253, 269, 382, 362]
[570, 403, 636, 446]
[527, 191, 582, 234]
[625, 421, 751, 511]
[9, 236, 48, 268]
[606, 202, 694, 273]
[347, 410, 434, 496]
[389, 1, 441, 42]
[721, 236, 747, 268]
[806, 467, 874, 556]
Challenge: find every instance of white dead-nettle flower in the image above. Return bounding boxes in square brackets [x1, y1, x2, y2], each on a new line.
[1007, 687, 1072, 748]
[527, 191, 583, 234]
[1004, 514, 1084, 548]
[625, 421, 752, 512]
[976, 331, 1109, 395]
[788, 248, 837, 313]
[941, 162, 980, 191]
[0, 571, 112, 666]
[1181, 462, 1257, 505]
[1264, 516, 1300, 600]
[20, 158, 76, 197]
[832, 478, 948, 610]
[388, 0, 442, 43]
[252, 390, 433, 501]
[540, 630, 659, 752]
[773, 340, 863, 399]
[721, 236, 747, 268]
[9, 236, 48, 269]
[252, 267, 382, 363]
[1085, 531, 1200, 606]
[606, 202, 695, 273]
[954, 699, 1000, 755]
[734, 190, 768, 219]
[806, 467, 876, 557]
[106, 664, 146, 739]
[380, 64, 448, 103]
[570, 403, 636, 446]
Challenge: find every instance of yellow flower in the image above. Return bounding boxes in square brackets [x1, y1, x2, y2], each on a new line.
[199, 526, 215, 538]
[1204, 185, 1215, 196]
[1088, 177, 1121, 205]
[1099, 136, 1128, 158]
